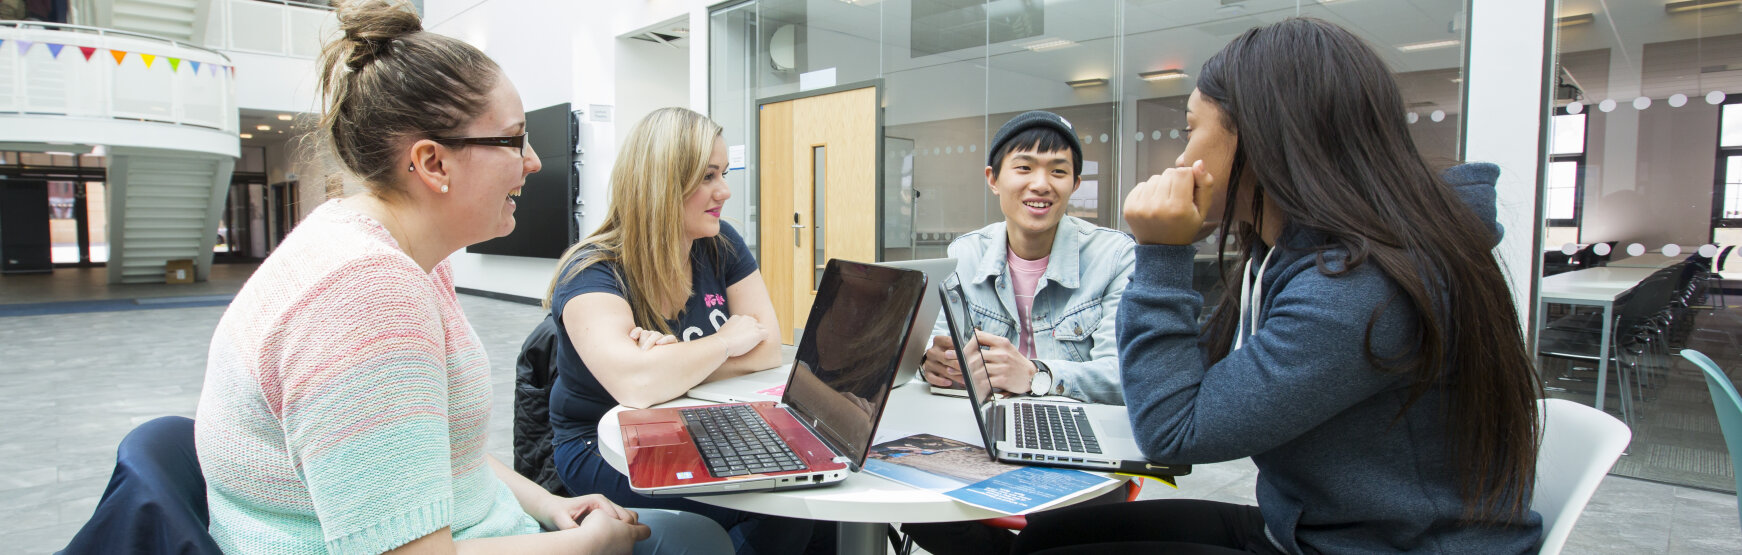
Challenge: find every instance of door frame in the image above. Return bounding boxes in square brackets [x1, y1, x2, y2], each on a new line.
[753, 79, 886, 260]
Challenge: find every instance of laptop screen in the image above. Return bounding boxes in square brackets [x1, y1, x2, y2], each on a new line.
[937, 279, 1001, 459]
[783, 259, 927, 466]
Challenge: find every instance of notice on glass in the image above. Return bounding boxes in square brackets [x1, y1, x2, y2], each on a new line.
[728, 145, 746, 171]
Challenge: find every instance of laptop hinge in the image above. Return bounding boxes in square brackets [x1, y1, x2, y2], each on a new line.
[995, 403, 1008, 443]
[781, 405, 857, 470]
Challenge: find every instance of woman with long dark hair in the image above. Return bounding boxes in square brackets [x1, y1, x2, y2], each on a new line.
[1013, 18, 1544, 554]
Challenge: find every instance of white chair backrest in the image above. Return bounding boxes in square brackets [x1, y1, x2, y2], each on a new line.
[1532, 398, 1632, 555]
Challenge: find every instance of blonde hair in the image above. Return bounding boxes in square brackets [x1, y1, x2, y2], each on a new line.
[544, 107, 725, 334]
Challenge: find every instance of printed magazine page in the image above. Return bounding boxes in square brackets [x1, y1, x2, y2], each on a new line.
[862, 433, 1116, 515]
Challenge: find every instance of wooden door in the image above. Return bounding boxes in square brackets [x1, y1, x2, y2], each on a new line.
[758, 86, 879, 344]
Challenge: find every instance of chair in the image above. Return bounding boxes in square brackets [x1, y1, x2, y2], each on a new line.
[511, 315, 571, 497]
[60, 416, 222, 555]
[1706, 245, 1735, 309]
[1681, 349, 1742, 531]
[1532, 398, 1632, 555]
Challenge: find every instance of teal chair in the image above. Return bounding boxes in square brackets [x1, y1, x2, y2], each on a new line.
[1682, 349, 1742, 531]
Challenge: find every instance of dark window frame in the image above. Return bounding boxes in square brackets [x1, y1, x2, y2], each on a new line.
[1715, 96, 1742, 231]
[1547, 107, 1587, 229]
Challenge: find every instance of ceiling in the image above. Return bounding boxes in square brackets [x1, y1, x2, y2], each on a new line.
[238, 108, 315, 150]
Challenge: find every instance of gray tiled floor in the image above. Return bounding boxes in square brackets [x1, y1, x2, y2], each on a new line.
[1, 268, 1739, 553]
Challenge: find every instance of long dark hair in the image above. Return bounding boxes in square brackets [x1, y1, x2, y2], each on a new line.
[1196, 18, 1541, 521]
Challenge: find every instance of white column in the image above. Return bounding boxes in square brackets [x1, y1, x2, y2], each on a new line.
[1463, 0, 1553, 334]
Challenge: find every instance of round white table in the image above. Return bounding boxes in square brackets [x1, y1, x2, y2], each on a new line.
[598, 379, 1129, 555]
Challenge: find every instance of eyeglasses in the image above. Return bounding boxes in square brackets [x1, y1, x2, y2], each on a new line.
[431, 132, 529, 157]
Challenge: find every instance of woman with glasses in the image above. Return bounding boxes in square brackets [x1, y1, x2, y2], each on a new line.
[1011, 18, 1543, 554]
[543, 107, 830, 555]
[193, 1, 729, 553]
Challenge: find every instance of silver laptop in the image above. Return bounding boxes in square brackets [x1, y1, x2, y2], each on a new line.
[938, 277, 1191, 477]
[687, 257, 958, 404]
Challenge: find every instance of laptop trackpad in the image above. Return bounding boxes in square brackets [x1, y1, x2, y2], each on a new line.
[625, 422, 689, 448]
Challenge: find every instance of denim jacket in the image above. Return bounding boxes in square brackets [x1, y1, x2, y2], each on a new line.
[931, 215, 1135, 404]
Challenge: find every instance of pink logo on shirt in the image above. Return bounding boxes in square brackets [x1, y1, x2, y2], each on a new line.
[704, 294, 726, 307]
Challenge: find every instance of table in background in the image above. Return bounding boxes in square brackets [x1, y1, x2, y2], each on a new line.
[1605, 253, 1690, 269]
[1538, 266, 1659, 411]
[598, 381, 1131, 555]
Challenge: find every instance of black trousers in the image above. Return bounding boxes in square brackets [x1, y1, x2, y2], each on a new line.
[1011, 499, 1288, 555]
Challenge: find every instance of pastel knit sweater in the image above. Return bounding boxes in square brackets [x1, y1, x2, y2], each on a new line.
[195, 200, 540, 554]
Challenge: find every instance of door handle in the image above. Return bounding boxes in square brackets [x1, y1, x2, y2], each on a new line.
[792, 223, 805, 246]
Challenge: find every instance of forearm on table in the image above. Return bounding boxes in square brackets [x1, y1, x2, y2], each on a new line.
[591, 335, 733, 408]
[713, 336, 782, 376]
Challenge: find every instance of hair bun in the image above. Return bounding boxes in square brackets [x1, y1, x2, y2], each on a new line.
[335, 0, 422, 70]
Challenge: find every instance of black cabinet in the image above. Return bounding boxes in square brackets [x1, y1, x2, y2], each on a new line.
[1, 180, 53, 274]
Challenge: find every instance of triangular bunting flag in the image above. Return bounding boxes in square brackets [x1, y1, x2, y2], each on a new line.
[110, 50, 127, 65]
[0, 40, 5, 50]
[47, 43, 64, 59]
[189, 60, 201, 74]
[79, 46, 96, 61]
[16, 40, 33, 55]
[140, 54, 156, 68]
[167, 57, 181, 71]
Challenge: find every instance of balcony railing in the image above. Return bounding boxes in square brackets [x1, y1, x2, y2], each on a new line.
[0, 20, 236, 133]
[210, 0, 335, 59]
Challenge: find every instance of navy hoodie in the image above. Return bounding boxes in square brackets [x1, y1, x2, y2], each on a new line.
[1117, 163, 1542, 554]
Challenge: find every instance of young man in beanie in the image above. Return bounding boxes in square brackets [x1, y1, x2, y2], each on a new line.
[907, 112, 1136, 554]
[920, 110, 1134, 406]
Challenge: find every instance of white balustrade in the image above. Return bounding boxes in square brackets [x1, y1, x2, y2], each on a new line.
[1, 21, 236, 134]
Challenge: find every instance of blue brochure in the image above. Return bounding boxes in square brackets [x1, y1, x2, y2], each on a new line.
[863, 433, 1117, 515]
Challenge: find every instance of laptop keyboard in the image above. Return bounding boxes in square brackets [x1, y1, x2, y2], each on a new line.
[680, 405, 809, 477]
[1014, 403, 1103, 454]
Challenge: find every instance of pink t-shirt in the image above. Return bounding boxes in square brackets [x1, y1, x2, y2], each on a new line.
[1006, 249, 1050, 358]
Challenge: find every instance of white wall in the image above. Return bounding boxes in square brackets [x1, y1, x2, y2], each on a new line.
[424, 0, 718, 300]
[614, 37, 691, 148]
[1465, 0, 1550, 330]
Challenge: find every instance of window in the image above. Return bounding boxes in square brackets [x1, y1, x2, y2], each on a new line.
[1719, 98, 1742, 227]
[1547, 109, 1587, 228]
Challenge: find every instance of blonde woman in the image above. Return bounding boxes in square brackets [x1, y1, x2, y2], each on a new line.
[545, 107, 828, 554]
[194, 2, 729, 553]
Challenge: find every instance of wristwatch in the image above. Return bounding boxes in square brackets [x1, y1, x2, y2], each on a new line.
[1029, 359, 1054, 396]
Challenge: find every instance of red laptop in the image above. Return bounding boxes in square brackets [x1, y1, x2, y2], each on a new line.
[619, 259, 929, 496]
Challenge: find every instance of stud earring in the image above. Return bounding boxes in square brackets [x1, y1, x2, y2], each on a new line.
[407, 164, 414, 172]
[440, 185, 448, 193]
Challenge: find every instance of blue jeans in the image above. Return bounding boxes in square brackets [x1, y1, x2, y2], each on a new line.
[634, 509, 734, 555]
[554, 437, 830, 555]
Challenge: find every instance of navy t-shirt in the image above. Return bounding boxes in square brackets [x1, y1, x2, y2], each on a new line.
[548, 222, 759, 445]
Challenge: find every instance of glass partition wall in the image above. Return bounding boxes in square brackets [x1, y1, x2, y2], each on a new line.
[1537, 0, 1742, 492]
[711, 0, 1470, 292]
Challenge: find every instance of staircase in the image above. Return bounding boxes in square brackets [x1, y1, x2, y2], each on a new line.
[93, 0, 209, 44]
[107, 151, 233, 284]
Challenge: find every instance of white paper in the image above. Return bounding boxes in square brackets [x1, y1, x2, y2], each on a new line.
[728, 145, 746, 170]
[1081, 160, 1099, 176]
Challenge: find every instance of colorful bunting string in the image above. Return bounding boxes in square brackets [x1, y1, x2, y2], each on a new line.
[3, 40, 229, 78]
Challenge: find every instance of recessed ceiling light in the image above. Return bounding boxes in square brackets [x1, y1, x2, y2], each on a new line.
[1066, 78, 1109, 88]
[1396, 39, 1460, 52]
[1556, 13, 1594, 27]
[1024, 38, 1077, 52]
[1139, 69, 1188, 81]
[256, 124, 271, 131]
[240, 133, 253, 139]
[276, 114, 293, 121]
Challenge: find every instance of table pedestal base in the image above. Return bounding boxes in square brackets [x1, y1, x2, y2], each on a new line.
[839, 522, 887, 555]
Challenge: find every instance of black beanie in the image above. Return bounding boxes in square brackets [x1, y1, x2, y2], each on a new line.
[987, 110, 1085, 176]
